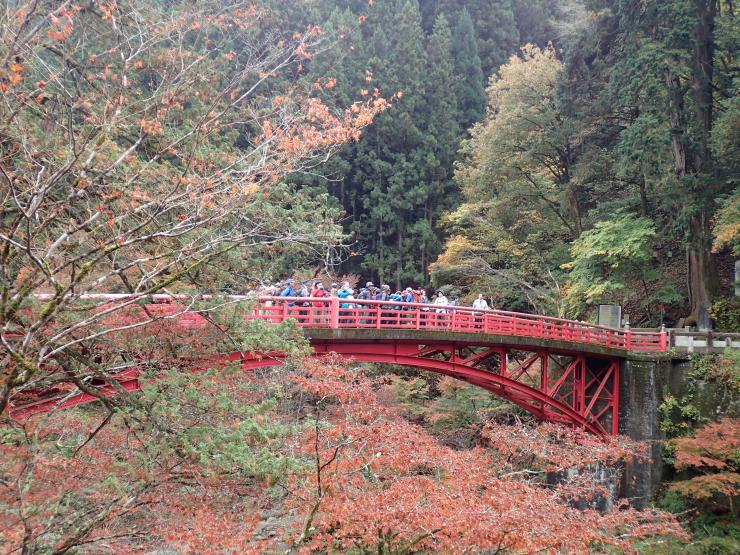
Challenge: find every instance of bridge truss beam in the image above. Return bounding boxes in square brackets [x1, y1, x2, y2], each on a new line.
[11, 340, 621, 436]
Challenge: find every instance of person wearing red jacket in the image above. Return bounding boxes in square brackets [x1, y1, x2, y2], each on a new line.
[311, 282, 329, 324]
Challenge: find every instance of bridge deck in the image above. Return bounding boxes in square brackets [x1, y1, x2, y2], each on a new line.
[303, 328, 634, 358]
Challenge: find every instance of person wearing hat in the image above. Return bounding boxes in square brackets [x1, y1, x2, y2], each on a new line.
[281, 278, 297, 306]
[389, 290, 403, 311]
[357, 283, 372, 301]
[356, 282, 373, 323]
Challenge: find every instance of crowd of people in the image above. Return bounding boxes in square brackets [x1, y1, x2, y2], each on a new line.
[256, 279, 492, 313]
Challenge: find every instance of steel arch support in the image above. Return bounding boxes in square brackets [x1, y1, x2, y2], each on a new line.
[11, 340, 622, 437]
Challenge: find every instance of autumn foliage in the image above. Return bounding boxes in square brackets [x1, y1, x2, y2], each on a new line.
[0, 0, 385, 417]
[0, 2, 709, 553]
[670, 418, 740, 510]
[282, 357, 686, 554]
[0, 355, 690, 553]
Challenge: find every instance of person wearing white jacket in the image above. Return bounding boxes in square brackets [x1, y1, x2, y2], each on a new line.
[434, 293, 449, 313]
[472, 294, 489, 329]
[472, 294, 489, 311]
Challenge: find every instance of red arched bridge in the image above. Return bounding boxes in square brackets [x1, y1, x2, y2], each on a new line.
[10, 295, 667, 436]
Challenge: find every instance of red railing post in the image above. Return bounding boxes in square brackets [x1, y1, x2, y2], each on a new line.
[376, 304, 381, 329]
[624, 325, 632, 351]
[281, 300, 288, 323]
[659, 325, 667, 351]
[330, 298, 339, 329]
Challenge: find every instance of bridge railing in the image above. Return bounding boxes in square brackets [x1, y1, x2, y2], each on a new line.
[252, 297, 667, 352]
[19, 293, 666, 352]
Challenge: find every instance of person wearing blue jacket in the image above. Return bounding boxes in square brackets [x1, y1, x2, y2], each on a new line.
[389, 291, 403, 310]
[337, 287, 352, 308]
[337, 287, 353, 324]
[281, 279, 297, 306]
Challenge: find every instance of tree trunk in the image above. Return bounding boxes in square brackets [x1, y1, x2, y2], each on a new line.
[567, 183, 582, 237]
[665, 69, 688, 179]
[691, 0, 716, 172]
[664, 1, 720, 325]
[686, 214, 720, 326]
[420, 201, 427, 284]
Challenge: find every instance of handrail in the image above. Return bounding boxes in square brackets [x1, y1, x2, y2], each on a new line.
[20, 293, 667, 352]
[250, 296, 666, 352]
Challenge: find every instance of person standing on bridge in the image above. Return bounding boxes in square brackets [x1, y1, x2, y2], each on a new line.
[472, 294, 489, 329]
[357, 282, 374, 324]
[433, 292, 449, 328]
[472, 294, 489, 311]
[434, 292, 449, 311]
[337, 285, 353, 324]
[311, 282, 329, 324]
[281, 279, 297, 306]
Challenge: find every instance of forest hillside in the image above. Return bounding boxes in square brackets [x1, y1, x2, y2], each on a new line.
[0, 1, 738, 554]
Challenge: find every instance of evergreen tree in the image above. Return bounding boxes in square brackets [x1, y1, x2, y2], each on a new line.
[314, 0, 431, 287]
[436, 0, 520, 77]
[606, 0, 734, 324]
[465, 0, 519, 76]
[425, 14, 459, 171]
[512, 0, 558, 47]
[419, 0, 439, 33]
[452, 7, 486, 132]
[419, 14, 459, 276]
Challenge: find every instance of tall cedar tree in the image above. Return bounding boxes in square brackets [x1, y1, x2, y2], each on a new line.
[437, 0, 519, 76]
[470, 0, 519, 75]
[358, 0, 429, 287]
[307, 0, 464, 287]
[610, 0, 731, 323]
[418, 14, 460, 276]
[452, 7, 487, 133]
